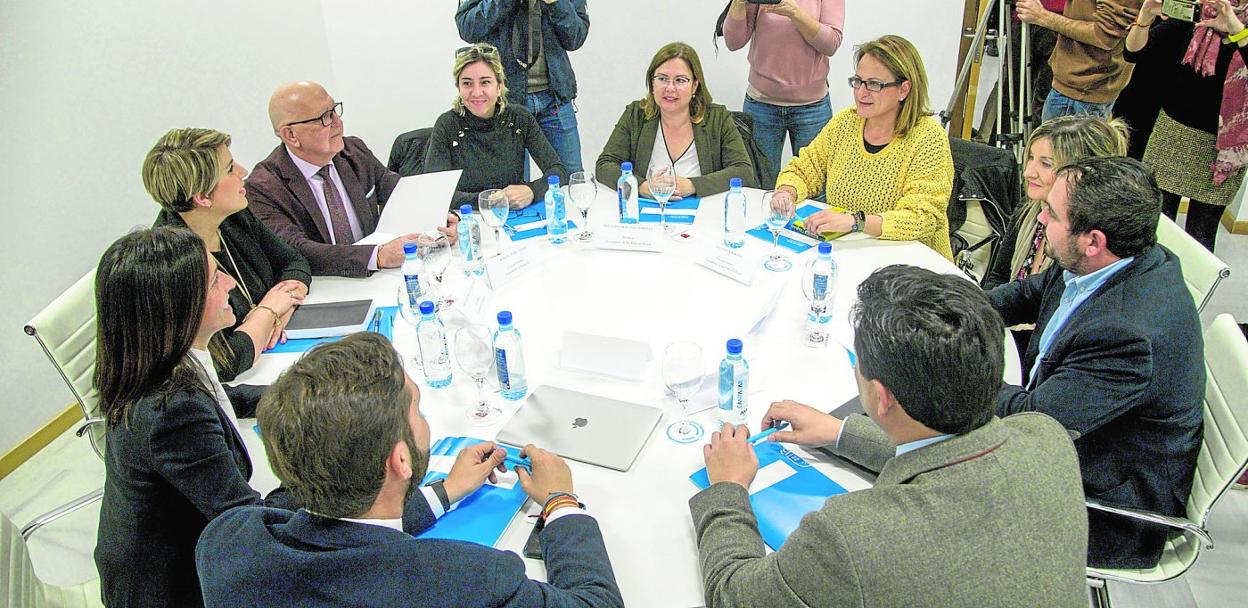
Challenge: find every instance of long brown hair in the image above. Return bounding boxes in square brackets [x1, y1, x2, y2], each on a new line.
[642, 42, 713, 124]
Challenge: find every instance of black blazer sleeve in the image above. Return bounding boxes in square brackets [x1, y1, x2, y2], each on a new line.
[986, 267, 1050, 327]
[983, 204, 1029, 291]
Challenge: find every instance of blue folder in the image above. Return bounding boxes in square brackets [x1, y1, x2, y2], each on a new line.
[744, 203, 824, 253]
[638, 196, 701, 225]
[690, 441, 847, 551]
[418, 437, 529, 547]
[502, 202, 577, 242]
[264, 305, 397, 354]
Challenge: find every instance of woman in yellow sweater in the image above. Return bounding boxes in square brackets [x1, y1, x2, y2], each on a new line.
[771, 34, 954, 259]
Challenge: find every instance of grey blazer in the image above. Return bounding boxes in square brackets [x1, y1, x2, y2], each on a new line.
[689, 413, 1089, 608]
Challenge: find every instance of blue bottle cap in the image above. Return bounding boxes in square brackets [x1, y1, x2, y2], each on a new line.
[460, 204, 472, 215]
[730, 177, 742, 189]
[726, 338, 743, 355]
[497, 310, 513, 325]
[419, 301, 435, 315]
[403, 242, 417, 255]
[621, 161, 633, 172]
[548, 175, 560, 185]
[818, 242, 832, 254]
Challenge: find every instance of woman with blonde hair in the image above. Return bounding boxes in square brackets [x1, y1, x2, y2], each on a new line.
[425, 43, 567, 209]
[982, 114, 1130, 290]
[769, 35, 954, 259]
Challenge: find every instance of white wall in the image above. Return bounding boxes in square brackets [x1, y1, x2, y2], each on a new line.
[0, 0, 962, 455]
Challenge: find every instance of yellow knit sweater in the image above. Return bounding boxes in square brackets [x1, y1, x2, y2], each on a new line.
[776, 108, 954, 260]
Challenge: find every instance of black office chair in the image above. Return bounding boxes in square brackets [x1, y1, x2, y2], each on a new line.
[388, 127, 434, 177]
[947, 137, 1016, 283]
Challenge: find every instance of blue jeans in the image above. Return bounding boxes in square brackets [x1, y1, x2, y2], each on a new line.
[743, 93, 833, 188]
[525, 89, 583, 174]
[1041, 88, 1113, 123]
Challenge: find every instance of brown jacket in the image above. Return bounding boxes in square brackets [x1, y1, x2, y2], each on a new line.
[1048, 0, 1144, 103]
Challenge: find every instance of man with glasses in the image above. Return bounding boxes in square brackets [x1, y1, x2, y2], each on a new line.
[456, 0, 589, 173]
[987, 156, 1203, 570]
[246, 81, 456, 278]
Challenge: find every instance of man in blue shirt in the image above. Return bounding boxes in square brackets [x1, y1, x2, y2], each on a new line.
[988, 156, 1204, 569]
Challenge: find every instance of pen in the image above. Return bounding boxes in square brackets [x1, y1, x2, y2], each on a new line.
[751, 422, 790, 445]
[503, 454, 531, 471]
[369, 308, 383, 333]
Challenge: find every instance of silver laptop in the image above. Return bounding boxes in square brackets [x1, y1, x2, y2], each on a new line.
[496, 386, 661, 472]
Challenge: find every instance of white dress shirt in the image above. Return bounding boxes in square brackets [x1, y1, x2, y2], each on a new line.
[650, 124, 702, 179]
[189, 348, 248, 458]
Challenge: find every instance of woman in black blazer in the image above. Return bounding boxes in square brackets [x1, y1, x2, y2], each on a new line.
[93, 227, 291, 608]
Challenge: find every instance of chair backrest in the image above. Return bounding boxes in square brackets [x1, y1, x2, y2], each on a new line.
[729, 110, 775, 190]
[1, 510, 102, 608]
[1187, 314, 1248, 525]
[23, 269, 103, 458]
[951, 197, 1004, 283]
[387, 127, 434, 177]
[1156, 214, 1230, 313]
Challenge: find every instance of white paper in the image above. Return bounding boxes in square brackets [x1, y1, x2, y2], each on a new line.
[484, 245, 538, 291]
[510, 219, 547, 233]
[749, 460, 797, 494]
[696, 244, 758, 285]
[559, 331, 653, 380]
[780, 228, 821, 247]
[427, 455, 455, 474]
[371, 170, 462, 236]
[594, 223, 663, 253]
[485, 468, 518, 490]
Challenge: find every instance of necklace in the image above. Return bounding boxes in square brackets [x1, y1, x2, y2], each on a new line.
[217, 230, 254, 305]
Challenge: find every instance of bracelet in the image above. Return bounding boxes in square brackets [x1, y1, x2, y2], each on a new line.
[1127, 21, 1150, 32]
[1228, 27, 1248, 44]
[540, 492, 584, 521]
[252, 304, 281, 331]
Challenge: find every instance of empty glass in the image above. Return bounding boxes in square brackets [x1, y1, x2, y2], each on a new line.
[800, 259, 832, 348]
[419, 234, 453, 309]
[568, 171, 597, 242]
[477, 189, 509, 255]
[647, 163, 677, 233]
[762, 191, 793, 272]
[455, 325, 500, 425]
[661, 341, 706, 444]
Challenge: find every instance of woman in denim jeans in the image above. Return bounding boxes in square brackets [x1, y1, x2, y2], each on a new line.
[722, 0, 845, 188]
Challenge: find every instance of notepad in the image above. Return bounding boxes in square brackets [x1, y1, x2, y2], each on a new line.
[418, 436, 529, 547]
[283, 299, 375, 339]
[502, 201, 577, 242]
[745, 203, 838, 253]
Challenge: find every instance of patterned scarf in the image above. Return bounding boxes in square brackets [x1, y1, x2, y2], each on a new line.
[1182, 1, 1248, 185]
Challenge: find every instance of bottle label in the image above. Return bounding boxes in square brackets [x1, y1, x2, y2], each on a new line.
[812, 273, 828, 301]
[734, 375, 747, 420]
[495, 347, 510, 389]
[404, 274, 421, 306]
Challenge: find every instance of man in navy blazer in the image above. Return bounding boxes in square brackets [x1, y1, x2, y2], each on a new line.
[987, 156, 1205, 569]
[246, 81, 456, 278]
[195, 332, 623, 608]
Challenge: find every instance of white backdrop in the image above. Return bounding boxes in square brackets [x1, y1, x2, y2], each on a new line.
[0, 0, 961, 455]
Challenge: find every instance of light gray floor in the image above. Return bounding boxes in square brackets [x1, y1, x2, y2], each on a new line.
[2, 220, 1246, 605]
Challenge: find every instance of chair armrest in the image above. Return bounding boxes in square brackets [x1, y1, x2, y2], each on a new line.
[20, 488, 104, 540]
[74, 417, 105, 438]
[1086, 499, 1213, 549]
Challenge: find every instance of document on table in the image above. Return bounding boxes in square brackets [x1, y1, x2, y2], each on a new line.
[356, 170, 461, 244]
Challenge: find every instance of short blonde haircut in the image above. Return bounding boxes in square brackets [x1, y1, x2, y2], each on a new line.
[854, 35, 932, 138]
[452, 44, 509, 117]
[642, 42, 712, 124]
[142, 128, 231, 213]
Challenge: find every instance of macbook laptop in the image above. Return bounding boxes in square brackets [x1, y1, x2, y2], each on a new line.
[496, 386, 661, 472]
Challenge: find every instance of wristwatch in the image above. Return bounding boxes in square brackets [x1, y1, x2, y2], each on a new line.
[850, 210, 867, 233]
[424, 478, 451, 511]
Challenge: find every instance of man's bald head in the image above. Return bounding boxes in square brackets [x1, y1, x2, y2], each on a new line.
[268, 81, 331, 132]
[268, 80, 345, 166]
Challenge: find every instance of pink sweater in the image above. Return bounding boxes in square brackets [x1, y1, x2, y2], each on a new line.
[723, 0, 845, 105]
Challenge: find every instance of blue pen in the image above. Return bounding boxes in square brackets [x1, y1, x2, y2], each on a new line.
[751, 422, 790, 445]
[503, 454, 531, 471]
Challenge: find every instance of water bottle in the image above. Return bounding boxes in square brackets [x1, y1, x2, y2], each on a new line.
[545, 175, 569, 244]
[723, 177, 747, 248]
[457, 204, 484, 275]
[415, 301, 452, 388]
[617, 161, 640, 224]
[493, 310, 528, 400]
[806, 242, 836, 346]
[401, 242, 423, 312]
[717, 339, 749, 428]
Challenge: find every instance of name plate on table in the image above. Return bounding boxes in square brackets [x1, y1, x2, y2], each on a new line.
[484, 244, 538, 290]
[594, 223, 663, 253]
[697, 244, 758, 285]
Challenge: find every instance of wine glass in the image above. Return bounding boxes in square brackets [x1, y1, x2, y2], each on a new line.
[568, 171, 597, 242]
[419, 235, 454, 309]
[661, 341, 706, 444]
[477, 189, 508, 255]
[761, 191, 793, 272]
[800, 259, 833, 348]
[647, 162, 677, 233]
[455, 325, 500, 426]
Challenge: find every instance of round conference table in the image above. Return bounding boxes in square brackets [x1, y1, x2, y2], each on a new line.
[233, 185, 1020, 608]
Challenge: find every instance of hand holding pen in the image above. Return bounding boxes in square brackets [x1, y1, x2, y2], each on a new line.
[761, 400, 845, 448]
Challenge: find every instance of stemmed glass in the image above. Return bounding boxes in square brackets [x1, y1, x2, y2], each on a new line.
[800, 260, 832, 348]
[568, 171, 597, 242]
[455, 325, 500, 425]
[419, 234, 453, 309]
[647, 162, 677, 233]
[762, 191, 793, 272]
[477, 189, 509, 256]
[661, 341, 706, 444]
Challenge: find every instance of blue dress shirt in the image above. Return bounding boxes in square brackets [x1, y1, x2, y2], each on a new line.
[1027, 256, 1135, 388]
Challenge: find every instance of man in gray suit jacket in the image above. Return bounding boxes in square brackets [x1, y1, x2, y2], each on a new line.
[691, 265, 1089, 608]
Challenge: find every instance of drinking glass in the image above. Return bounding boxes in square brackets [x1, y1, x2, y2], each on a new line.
[761, 191, 793, 272]
[455, 325, 500, 425]
[477, 189, 508, 255]
[420, 234, 453, 309]
[661, 341, 706, 444]
[647, 163, 677, 233]
[800, 260, 831, 348]
[568, 171, 597, 242]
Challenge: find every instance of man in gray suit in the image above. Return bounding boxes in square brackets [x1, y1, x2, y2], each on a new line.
[691, 265, 1089, 608]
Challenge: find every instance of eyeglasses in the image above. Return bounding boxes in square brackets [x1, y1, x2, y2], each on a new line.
[456, 43, 500, 59]
[652, 75, 694, 89]
[848, 76, 905, 92]
[285, 102, 343, 128]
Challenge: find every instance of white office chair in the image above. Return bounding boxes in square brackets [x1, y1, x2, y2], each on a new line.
[2, 510, 103, 608]
[1155, 214, 1231, 313]
[1086, 314, 1248, 607]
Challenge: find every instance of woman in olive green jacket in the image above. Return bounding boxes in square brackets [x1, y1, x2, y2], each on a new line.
[596, 42, 755, 197]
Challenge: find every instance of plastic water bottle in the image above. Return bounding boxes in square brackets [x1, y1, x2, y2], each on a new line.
[401, 242, 423, 313]
[723, 177, 747, 248]
[457, 204, 484, 276]
[415, 301, 452, 388]
[717, 339, 749, 428]
[618, 162, 640, 224]
[806, 242, 836, 345]
[545, 175, 568, 244]
[493, 310, 528, 400]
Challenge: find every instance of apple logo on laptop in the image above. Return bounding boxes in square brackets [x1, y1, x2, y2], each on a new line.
[572, 417, 588, 429]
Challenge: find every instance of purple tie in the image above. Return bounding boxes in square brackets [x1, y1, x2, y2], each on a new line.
[317, 165, 355, 245]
